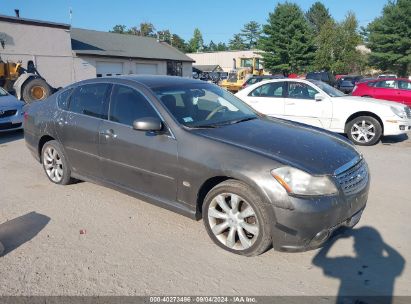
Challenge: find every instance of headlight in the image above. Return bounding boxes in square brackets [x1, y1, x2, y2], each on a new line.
[391, 106, 407, 119]
[271, 167, 338, 196]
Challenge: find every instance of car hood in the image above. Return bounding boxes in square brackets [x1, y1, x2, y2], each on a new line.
[0, 95, 24, 109]
[192, 117, 359, 175]
[340, 96, 408, 108]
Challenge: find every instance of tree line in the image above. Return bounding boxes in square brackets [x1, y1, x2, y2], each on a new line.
[110, 0, 410, 76]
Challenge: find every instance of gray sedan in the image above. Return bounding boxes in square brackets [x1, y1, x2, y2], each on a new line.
[24, 76, 369, 256]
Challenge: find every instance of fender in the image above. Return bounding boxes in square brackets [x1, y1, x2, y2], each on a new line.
[12, 73, 38, 100]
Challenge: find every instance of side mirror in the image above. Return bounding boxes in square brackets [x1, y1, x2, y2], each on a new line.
[132, 117, 163, 132]
[315, 93, 326, 102]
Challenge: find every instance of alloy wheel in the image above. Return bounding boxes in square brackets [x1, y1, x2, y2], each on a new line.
[350, 120, 376, 144]
[207, 193, 259, 250]
[43, 146, 64, 183]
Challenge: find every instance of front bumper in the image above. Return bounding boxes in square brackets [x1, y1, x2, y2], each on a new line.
[268, 177, 369, 252]
[0, 108, 24, 132]
[383, 118, 411, 136]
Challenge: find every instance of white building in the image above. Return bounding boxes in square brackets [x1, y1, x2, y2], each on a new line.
[187, 50, 263, 72]
[0, 14, 194, 90]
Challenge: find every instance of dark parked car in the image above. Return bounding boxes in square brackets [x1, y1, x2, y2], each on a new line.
[241, 75, 285, 89]
[24, 76, 369, 256]
[306, 71, 336, 87]
[336, 75, 363, 94]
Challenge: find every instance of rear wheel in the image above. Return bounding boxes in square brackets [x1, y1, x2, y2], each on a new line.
[346, 116, 382, 146]
[22, 78, 51, 103]
[202, 180, 272, 256]
[41, 140, 73, 185]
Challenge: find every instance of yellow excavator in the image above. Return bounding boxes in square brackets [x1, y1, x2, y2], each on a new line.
[219, 57, 264, 93]
[0, 57, 52, 103]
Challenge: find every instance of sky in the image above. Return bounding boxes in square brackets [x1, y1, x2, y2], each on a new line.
[0, 0, 388, 44]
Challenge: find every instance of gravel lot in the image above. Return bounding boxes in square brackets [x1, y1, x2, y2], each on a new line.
[0, 130, 410, 297]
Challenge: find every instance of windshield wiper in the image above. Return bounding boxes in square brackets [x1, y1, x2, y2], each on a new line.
[188, 123, 221, 129]
[226, 116, 257, 125]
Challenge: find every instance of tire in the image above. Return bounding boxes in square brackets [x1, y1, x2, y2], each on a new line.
[22, 78, 51, 103]
[41, 140, 73, 185]
[346, 116, 382, 146]
[202, 180, 272, 256]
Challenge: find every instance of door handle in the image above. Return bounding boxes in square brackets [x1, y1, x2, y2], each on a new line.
[99, 129, 117, 139]
[285, 102, 296, 105]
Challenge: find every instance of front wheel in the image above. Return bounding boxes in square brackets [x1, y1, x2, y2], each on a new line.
[202, 180, 272, 256]
[346, 116, 382, 146]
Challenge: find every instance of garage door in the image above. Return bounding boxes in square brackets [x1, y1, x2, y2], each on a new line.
[136, 63, 158, 75]
[96, 62, 123, 77]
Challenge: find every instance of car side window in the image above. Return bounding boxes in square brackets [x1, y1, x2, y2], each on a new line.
[375, 80, 396, 88]
[69, 83, 110, 119]
[57, 88, 73, 110]
[398, 81, 411, 90]
[287, 82, 318, 100]
[249, 82, 284, 97]
[109, 85, 158, 126]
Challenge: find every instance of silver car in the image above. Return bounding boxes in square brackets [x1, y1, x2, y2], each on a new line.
[0, 88, 24, 132]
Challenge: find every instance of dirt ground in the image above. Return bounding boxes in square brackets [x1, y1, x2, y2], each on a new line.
[0, 130, 410, 296]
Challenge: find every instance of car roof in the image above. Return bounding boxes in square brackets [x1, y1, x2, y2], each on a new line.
[71, 75, 206, 90]
[120, 75, 204, 88]
[365, 77, 409, 82]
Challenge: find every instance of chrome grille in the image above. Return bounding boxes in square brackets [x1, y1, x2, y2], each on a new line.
[405, 107, 411, 119]
[336, 159, 369, 195]
[0, 110, 17, 118]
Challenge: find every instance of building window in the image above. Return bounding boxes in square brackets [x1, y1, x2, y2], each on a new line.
[167, 61, 183, 76]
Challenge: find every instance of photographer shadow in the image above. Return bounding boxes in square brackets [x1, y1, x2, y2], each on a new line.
[0, 212, 50, 257]
[313, 226, 405, 304]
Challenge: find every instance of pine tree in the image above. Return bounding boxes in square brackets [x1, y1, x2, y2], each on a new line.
[110, 25, 127, 34]
[366, 0, 411, 76]
[208, 40, 217, 52]
[188, 28, 204, 52]
[171, 34, 188, 53]
[306, 2, 332, 35]
[240, 21, 261, 49]
[229, 34, 246, 50]
[259, 2, 315, 74]
[216, 42, 228, 51]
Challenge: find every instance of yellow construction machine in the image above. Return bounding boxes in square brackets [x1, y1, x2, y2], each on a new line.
[219, 57, 264, 93]
[0, 57, 52, 103]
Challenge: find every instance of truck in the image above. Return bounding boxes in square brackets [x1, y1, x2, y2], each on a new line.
[0, 57, 53, 103]
[219, 57, 265, 93]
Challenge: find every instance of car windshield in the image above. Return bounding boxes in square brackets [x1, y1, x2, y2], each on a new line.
[153, 83, 257, 128]
[0, 87, 8, 97]
[307, 80, 346, 97]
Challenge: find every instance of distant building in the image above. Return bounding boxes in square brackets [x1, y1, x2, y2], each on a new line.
[71, 28, 194, 81]
[0, 14, 194, 89]
[187, 50, 263, 72]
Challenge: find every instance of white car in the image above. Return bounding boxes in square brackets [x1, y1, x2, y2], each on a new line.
[235, 79, 411, 145]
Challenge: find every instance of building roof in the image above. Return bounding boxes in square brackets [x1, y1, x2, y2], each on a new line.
[71, 28, 194, 62]
[193, 65, 224, 72]
[0, 14, 70, 29]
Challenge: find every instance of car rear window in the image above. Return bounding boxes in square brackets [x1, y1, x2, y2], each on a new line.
[57, 88, 73, 110]
[69, 83, 110, 119]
